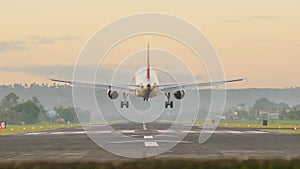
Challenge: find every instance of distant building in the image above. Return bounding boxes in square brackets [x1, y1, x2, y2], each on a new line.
[46, 110, 57, 118]
[56, 118, 65, 123]
[259, 110, 269, 115]
[234, 103, 249, 111]
[268, 113, 279, 120]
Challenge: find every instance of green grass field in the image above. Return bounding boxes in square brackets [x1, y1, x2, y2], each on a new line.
[194, 120, 300, 134]
[215, 120, 300, 129]
[0, 123, 81, 135]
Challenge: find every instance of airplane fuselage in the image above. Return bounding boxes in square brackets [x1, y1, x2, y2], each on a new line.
[135, 68, 159, 100]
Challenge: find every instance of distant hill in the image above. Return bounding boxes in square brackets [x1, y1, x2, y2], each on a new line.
[1, 84, 300, 112]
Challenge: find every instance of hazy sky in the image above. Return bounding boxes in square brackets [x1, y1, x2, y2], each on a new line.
[0, 0, 299, 88]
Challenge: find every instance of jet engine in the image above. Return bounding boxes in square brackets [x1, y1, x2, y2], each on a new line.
[107, 90, 119, 100]
[174, 90, 185, 100]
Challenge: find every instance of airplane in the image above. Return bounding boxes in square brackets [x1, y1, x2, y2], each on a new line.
[50, 44, 245, 109]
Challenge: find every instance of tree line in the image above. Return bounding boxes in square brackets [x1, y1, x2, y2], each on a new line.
[226, 97, 300, 120]
[0, 92, 90, 125]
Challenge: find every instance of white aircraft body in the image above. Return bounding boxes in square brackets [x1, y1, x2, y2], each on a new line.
[51, 44, 244, 108]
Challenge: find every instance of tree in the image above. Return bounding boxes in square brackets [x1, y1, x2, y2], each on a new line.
[0, 93, 19, 110]
[31, 96, 45, 113]
[12, 101, 41, 124]
[287, 110, 300, 120]
[56, 107, 77, 123]
[293, 104, 300, 111]
[253, 97, 272, 112]
[272, 102, 290, 113]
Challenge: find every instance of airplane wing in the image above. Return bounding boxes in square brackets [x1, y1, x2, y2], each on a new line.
[49, 78, 138, 94]
[156, 78, 245, 92]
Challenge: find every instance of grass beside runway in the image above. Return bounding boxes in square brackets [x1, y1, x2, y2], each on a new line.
[194, 120, 300, 134]
[1, 120, 300, 135]
[215, 120, 300, 129]
[0, 123, 81, 135]
[1, 160, 300, 169]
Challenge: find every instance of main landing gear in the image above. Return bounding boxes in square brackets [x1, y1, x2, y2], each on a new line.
[121, 93, 129, 108]
[164, 92, 173, 108]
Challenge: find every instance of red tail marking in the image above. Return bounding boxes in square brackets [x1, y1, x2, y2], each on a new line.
[147, 43, 150, 81]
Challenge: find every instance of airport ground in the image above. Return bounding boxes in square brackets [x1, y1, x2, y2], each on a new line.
[1, 122, 300, 168]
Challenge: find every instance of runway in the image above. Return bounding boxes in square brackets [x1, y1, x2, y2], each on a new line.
[1, 122, 300, 162]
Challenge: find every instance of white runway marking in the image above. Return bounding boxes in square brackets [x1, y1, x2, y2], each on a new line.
[244, 131, 268, 134]
[157, 130, 176, 133]
[157, 140, 192, 143]
[144, 141, 159, 147]
[20, 129, 269, 136]
[24, 132, 46, 135]
[109, 140, 191, 144]
[50, 131, 85, 135]
[119, 130, 136, 133]
[144, 136, 154, 139]
[213, 131, 244, 134]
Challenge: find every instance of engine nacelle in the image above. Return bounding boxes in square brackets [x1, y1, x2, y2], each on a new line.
[174, 90, 185, 100]
[107, 90, 119, 100]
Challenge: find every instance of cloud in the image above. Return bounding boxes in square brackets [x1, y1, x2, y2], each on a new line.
[221, 15, 278, 23]
[29, 35, 54, 44]
[0, 40, 28, 52]
[0, 35, 77, 53]
[0, 65, 207, 83]
[0, 65, 119, 82]
[28, 35, 77, 44]
[0, 65, 74, 78]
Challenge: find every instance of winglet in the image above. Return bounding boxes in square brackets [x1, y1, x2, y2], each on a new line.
[147, 43, 150, 81]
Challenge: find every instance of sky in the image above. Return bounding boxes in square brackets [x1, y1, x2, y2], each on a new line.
[0, 0, 300, 88]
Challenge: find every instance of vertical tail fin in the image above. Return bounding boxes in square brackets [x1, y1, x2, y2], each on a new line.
[147, 43, 150, 81]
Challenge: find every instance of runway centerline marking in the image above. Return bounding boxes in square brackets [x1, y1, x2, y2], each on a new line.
[144, 141, 159, 147]
[144, 136, 153, 139]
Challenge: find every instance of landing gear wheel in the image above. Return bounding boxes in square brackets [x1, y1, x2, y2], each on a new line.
[165, 101, 168, 108]
[165, 101, 173, 108]
[125, 101, 129, 108]
[164, 92, 174, 108]
[121, 101, 124, 108]
[121, 101, 129, 108]
[121, 93, 129, 108]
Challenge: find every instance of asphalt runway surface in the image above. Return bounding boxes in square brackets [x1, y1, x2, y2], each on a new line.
[1, 122, 300, 162]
